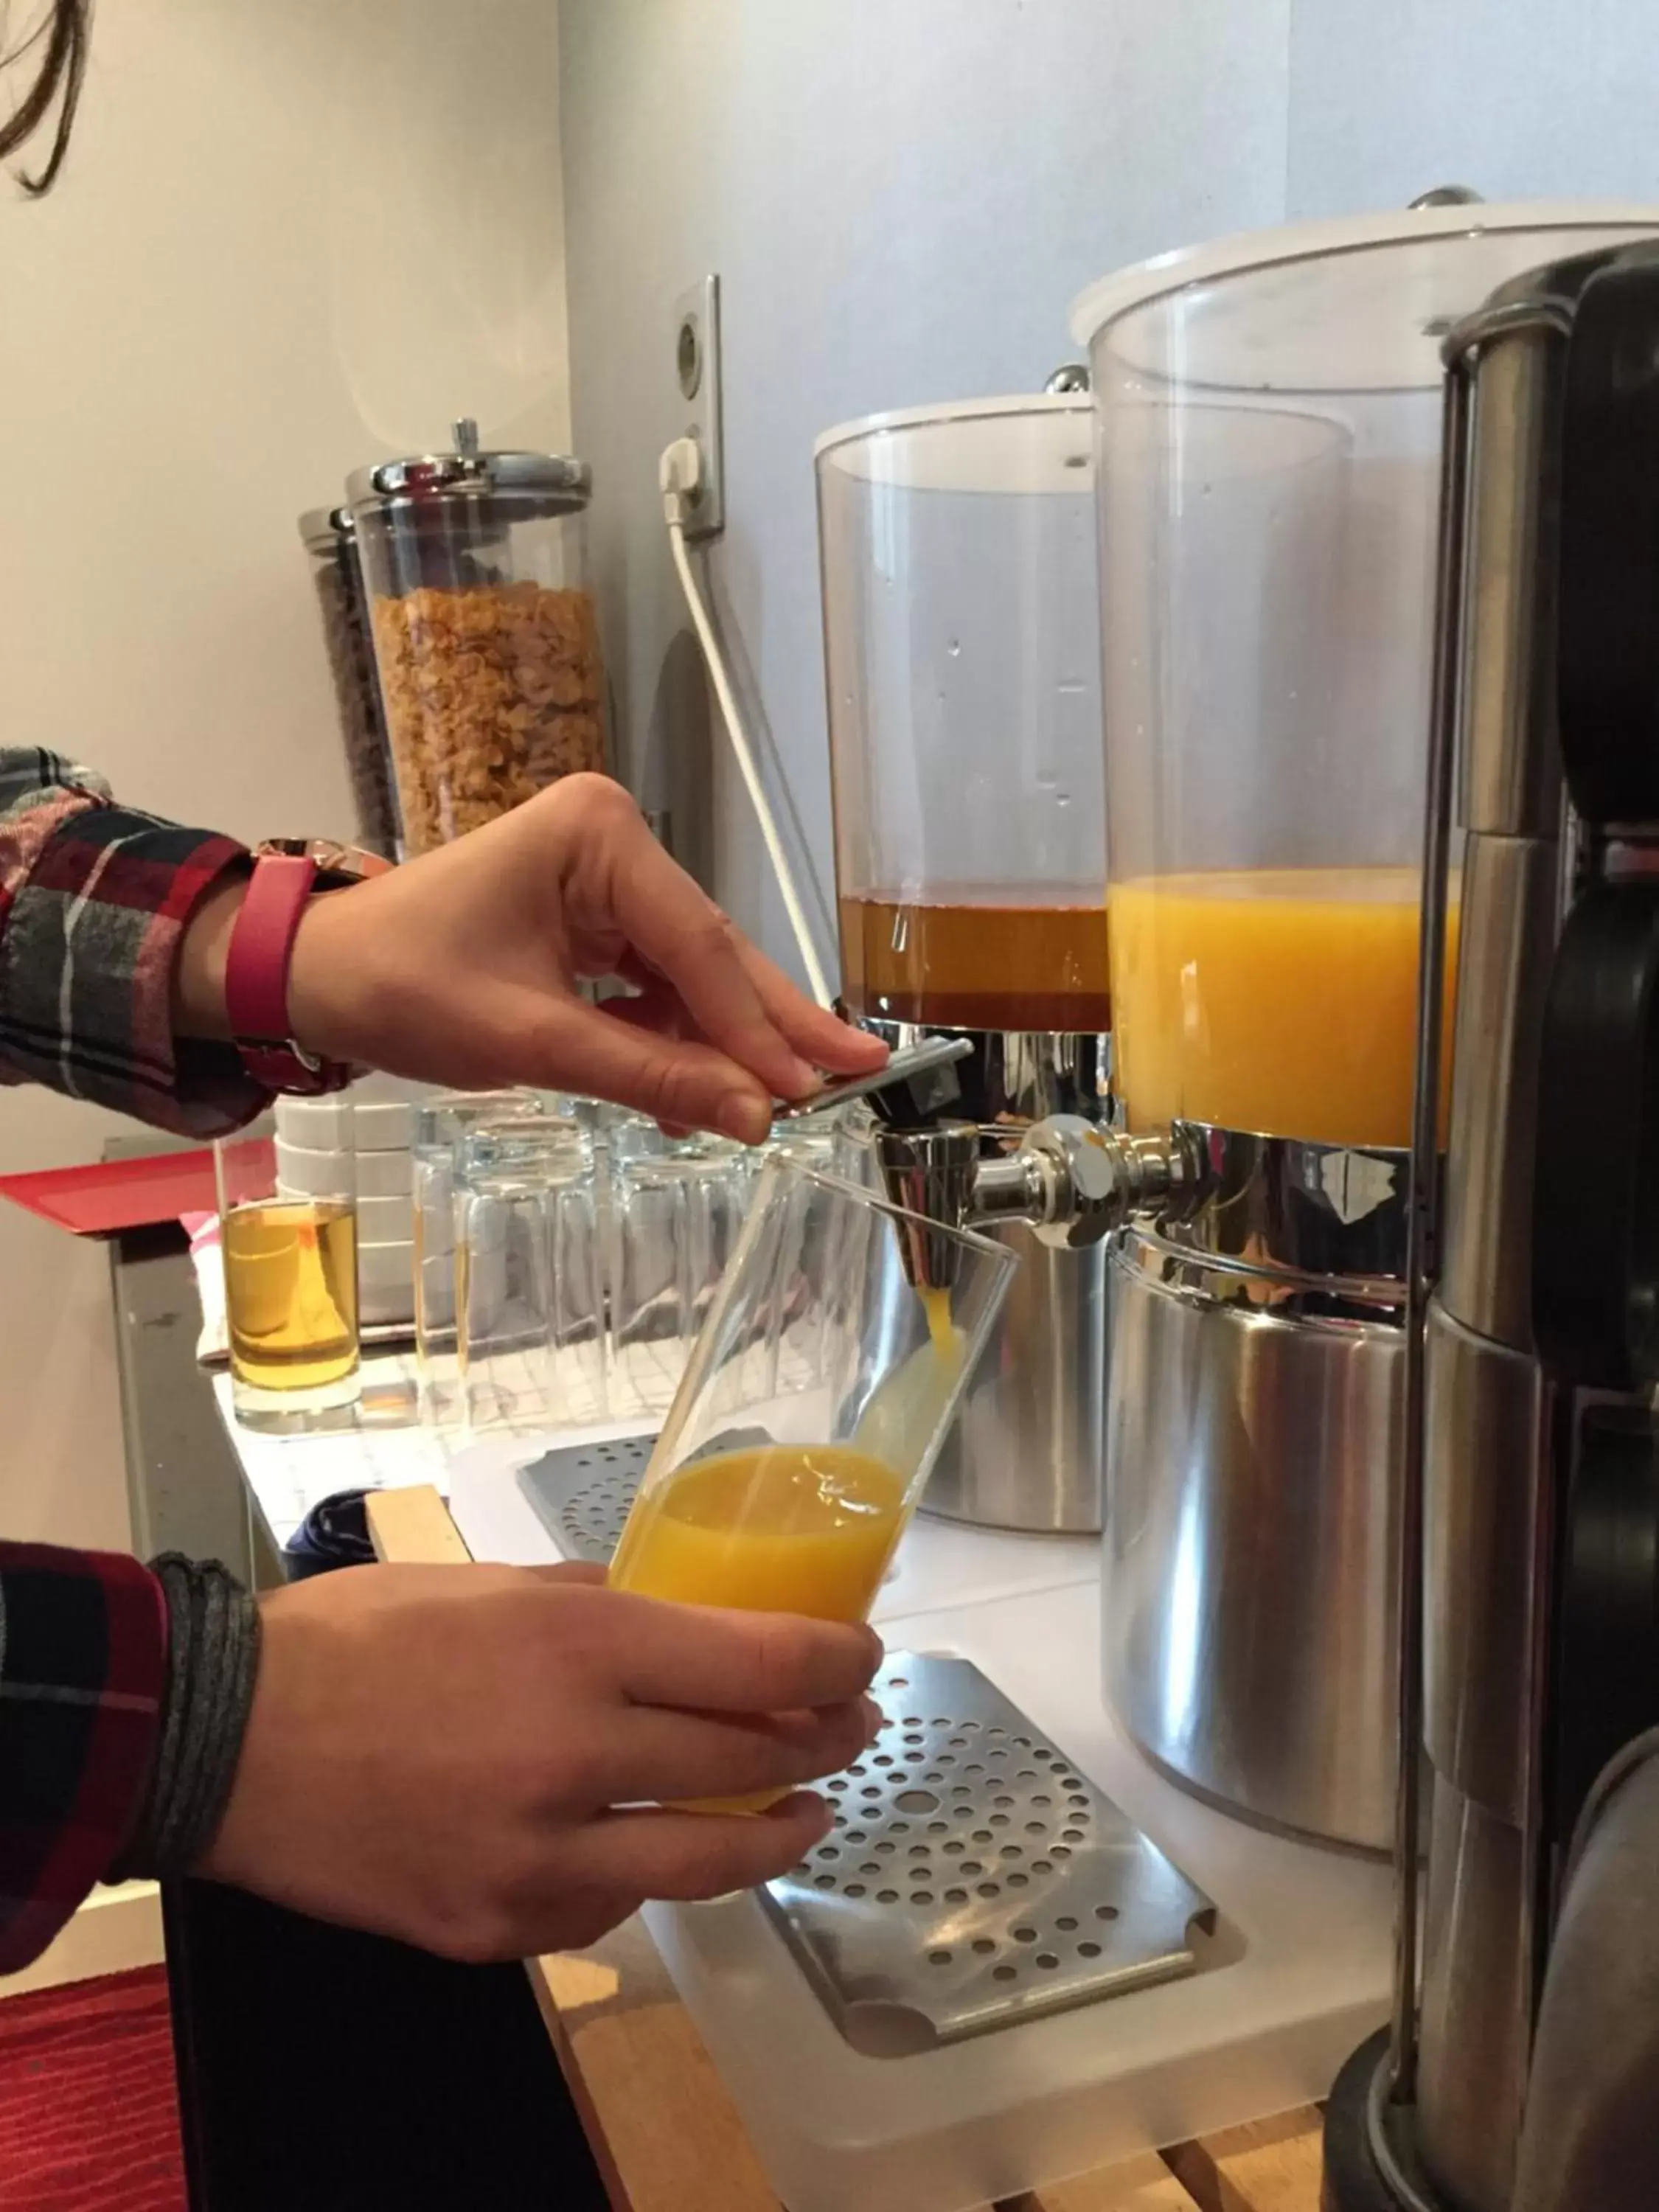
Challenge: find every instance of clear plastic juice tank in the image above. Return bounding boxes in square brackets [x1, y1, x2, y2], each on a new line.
[1074, 203, 1659, 1153]
[1069, 202, 1659, 1859]
[816, 397, 1106, 1035]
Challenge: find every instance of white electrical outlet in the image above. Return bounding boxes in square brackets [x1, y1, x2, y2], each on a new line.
[672, 274, 726, 540]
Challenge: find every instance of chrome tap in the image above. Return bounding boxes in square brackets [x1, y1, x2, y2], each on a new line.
[777, 1037, 1197, 1286]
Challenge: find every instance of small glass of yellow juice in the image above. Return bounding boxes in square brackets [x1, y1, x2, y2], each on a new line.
[608, 1156, 1018, 1805]
[215, 1132, 360, 1433]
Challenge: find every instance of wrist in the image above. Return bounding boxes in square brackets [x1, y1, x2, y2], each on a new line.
[111, 1556, 262, 1883]
[173, 870, 251, 1040]
[223, 844, 380, 1094]
[284, 887, 353, 1065]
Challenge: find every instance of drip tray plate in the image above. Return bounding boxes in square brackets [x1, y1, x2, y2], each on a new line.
[766, 1652, 1214, 2053]
[518, 1434, 653, 1563]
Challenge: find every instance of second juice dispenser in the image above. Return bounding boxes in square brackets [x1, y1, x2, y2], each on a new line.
[817, 394, 1110, 1531]
[1074, 200, 1659, 1852]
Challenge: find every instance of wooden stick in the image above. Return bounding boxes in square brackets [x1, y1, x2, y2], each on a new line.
[1161, 2110, 1326, 2212]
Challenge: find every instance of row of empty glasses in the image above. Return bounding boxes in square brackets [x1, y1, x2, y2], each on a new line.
[413, 1089, 858, 1436]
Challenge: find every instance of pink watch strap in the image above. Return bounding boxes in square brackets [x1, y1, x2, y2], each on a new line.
[224, 853, 351, 1096]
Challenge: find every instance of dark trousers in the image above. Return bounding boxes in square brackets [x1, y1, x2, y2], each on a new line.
[162, 1879, 609, 2210]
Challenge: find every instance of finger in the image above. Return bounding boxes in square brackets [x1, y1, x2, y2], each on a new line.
[526, 1561, 609, 1588]
[582, 820, 822, 1099]
[733, 939, 891, 1077]
[599, 1697, 873, 1808]
[615, 934, 886, 1092]
[602, 1593, 883, 1714]
[501, 990, 776, 1144]
[564, 1794, 835, 1902]
[525, 1889, 647, 1958]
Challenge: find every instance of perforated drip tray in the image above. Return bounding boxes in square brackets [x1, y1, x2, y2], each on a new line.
[517, 1433, 654, 1563]
[517, 1426, 824, 1565]
[765, 1652, 1214, 2055]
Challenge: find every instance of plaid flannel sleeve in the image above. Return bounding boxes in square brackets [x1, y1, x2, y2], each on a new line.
[0, 750, 265, 1969]
[0, 746, 266, 1135]
[0, 1545, 167, 1972]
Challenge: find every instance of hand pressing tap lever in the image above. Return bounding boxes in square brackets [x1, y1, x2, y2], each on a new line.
[771, 1034, 976, 1127]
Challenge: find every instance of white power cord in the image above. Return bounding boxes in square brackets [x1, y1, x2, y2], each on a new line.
[660, 436, 834, 1007]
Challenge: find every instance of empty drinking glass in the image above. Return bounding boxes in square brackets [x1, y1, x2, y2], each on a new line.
[412, 1091, 543, 1425]
[456, 1117, 607, 1433]
[605, 1133, 758, 1420]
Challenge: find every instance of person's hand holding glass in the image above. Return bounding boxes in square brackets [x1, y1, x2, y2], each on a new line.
[608, 1156, 1015, 1807]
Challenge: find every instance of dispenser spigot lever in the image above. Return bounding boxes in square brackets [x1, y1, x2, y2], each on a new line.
[773, 1034, 975, 1129]
[874, 1112, 1197, 1255]
[998, 1116, 1200, 1249]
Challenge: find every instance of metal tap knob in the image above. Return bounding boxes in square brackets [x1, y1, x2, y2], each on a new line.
[992, 1116, 1200, 1249]
[1408, 185, 1484, 209]
[872, 1112, 1198, 1259]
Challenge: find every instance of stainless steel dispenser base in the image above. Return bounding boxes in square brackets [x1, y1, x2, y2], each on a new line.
[863, 1020, 1113, 1534]
[765, 1651, 1214, 2054]
[1103, 1228, 1405, 1853]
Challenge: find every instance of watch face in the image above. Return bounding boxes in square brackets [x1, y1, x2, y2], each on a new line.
[254, 838, 394, 880]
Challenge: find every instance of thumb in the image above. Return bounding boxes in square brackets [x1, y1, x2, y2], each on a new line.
[525, 1561, 610, 1588]
[518, 995, 774, 1144]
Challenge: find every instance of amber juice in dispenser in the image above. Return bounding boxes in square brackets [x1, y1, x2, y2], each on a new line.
[838, 889, 1110, 1032]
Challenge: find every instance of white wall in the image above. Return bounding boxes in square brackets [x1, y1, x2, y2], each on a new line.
[1286, 0, 1659, 218]
[0, 0, 570, 1548]
[557, 0, 1291, 982]
[557, 0, 1659, 988]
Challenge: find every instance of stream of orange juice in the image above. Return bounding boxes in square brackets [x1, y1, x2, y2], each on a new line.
[1109, 867, 1460, 1150]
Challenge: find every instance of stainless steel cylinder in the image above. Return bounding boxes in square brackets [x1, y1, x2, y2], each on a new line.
[927, 1215, 1110, 1531]
[1416, 1774, 1531, 2212]
[1409, 280, 1574, 2211]
[869, 1121, 982, 1291]
[1102, 1231, 1405, 1850]
[858, 1023, 1112, 1533]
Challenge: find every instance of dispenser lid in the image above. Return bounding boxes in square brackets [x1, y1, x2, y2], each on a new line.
[347, 416, 591, 514]
[297, 504, 352, 552]
[1071, 201, 1659, 394]
[814, 393, 1093, 495]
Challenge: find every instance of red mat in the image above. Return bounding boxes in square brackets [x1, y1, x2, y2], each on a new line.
[0, 1966, 185, 2211]
[0, 1135, 272, 1239]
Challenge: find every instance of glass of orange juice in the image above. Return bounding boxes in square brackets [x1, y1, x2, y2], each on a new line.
[608, 1156, 1017, 1799]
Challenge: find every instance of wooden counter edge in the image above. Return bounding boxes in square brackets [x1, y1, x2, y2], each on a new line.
[364, 1485, 1324, 2212]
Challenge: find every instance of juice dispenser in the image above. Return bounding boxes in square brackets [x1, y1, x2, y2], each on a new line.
[816, 393, 1110, 1531]
[1065, 201, 1659, 1856]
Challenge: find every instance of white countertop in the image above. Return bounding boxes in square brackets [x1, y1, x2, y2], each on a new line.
[209, 1349, 1392, 2212]
[212, 1349, 455, 1554]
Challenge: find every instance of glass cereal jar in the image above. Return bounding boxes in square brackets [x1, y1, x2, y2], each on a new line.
[348, 420, 607, 856]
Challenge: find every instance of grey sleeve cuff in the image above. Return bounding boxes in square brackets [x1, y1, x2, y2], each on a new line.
[111, 1555, 262, 1882]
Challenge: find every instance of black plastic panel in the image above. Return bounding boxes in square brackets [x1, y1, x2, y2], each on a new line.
[1551, 1406, 1659, 1846]
[1557, 243, 1659, 826]
[1532, 877, 1659, 1391]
